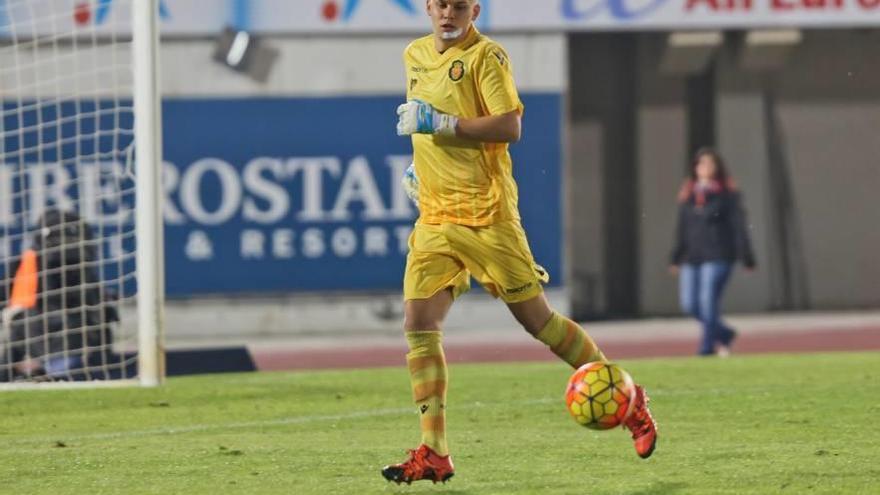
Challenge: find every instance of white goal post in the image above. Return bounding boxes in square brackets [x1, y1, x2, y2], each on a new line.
[133, 0, 165, 387]
[0, 0, 165, 388]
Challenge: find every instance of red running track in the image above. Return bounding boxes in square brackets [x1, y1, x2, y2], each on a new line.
[252, 326, 880, 371]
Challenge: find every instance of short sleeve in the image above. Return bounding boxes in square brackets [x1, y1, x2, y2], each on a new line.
[477, 43, 524, 116]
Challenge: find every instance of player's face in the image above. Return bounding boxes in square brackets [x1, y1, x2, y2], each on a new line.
[427, 0, 480, 43]
[695, 155, 718, 181]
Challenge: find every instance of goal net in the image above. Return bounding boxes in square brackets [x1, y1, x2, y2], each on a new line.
[0, 0, 163, 387]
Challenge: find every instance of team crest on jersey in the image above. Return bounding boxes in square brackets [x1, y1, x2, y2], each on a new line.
[410, 78, 418, 91]
[448, 60, 465, 82]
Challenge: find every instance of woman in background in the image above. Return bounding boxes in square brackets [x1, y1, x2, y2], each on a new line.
[670, 148, 756, 357]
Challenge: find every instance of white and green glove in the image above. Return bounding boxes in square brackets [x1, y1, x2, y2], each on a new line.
[402, 163, 419, 206]
[396, 100, 458, 137]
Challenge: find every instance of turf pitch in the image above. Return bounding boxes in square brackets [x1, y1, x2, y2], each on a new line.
[0, 352, 877, 494]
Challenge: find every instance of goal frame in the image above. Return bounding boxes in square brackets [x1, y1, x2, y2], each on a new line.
[0, 0, 165, 390]
[133, 0, 166, 387]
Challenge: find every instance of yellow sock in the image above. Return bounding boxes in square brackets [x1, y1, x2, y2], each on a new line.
[405, 331, 449, 456]
[534, 312, 607, 368]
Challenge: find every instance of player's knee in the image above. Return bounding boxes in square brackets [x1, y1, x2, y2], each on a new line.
[403, 312, 443, 332]
[403, 290, 454, 332]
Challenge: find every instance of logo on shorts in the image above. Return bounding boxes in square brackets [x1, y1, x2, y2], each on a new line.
[505, 282, 534, 295]
[449, 60, 465, 82]
[420, 404, 430, 414]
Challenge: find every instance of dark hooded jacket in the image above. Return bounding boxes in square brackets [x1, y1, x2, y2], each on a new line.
[670, 179, 756, 268]
[3, 209, 115, 369]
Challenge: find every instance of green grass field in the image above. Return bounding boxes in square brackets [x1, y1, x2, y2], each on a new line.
[0, 352, 877, 494]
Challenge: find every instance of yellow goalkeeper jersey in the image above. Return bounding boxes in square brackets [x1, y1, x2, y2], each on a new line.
[404, 26, 524, 226]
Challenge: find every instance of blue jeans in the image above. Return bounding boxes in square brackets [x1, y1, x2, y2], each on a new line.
[679, 261, 735, 355]
[45, 355, 84, 377]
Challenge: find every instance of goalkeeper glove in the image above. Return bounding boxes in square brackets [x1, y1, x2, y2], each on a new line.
[402, 163, 419, 206]
[396, 100, 458, 137]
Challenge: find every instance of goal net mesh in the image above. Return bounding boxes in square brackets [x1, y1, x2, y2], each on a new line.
[0, 0, 140, 384]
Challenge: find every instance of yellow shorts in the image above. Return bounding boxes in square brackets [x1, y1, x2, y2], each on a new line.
[403, 220, 549, 304]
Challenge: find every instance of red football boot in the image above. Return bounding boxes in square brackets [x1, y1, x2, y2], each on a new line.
[381, 444, 455, 484]
[623, 385, 658, 459]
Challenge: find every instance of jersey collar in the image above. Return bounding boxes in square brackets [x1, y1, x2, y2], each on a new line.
[431, 25, 481, 66]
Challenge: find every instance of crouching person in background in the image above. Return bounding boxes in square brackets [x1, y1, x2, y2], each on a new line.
[0, 209, 117, 382]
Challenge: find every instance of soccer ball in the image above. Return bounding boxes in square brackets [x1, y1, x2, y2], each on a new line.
[565, 362, 636, 430]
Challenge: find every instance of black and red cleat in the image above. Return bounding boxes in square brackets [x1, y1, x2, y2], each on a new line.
[381, 444, 455, 485]
[623, 385, 658, 459]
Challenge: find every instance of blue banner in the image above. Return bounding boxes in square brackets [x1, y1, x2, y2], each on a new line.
[0, 100, 136, 298]
[161, 95, 562, 295]
[0, 95, 561, 296]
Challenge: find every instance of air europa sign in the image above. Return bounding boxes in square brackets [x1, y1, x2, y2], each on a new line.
[562, 0, 668, 21]
[2, 0, 874, 38]
[552, 0, 880, 28]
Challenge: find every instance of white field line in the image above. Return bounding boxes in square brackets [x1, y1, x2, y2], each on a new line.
[11, 398, 558, 446]
[8, 388, 724, 447]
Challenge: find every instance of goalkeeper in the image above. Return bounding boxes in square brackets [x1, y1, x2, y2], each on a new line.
[381, 0, 658, 485]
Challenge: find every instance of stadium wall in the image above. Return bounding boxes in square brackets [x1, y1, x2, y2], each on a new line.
[4, 29, 876, 342]
[567, 30, 880, 318]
